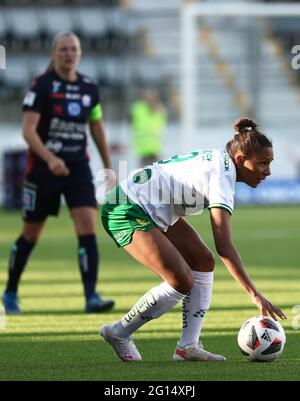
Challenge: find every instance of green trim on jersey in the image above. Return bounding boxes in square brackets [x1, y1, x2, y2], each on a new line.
[158, 152, 199, 165]
[88, 103, 103, 121]
[101, 186, 156, 248]
[208, 203, 233, 215]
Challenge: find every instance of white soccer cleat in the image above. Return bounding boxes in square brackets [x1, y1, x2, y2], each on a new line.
[173, 342, 226, 362]
[100, 323, 142, 362]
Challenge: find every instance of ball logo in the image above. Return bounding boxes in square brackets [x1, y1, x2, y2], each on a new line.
[0, 45, 5, 69]
[68, 102, 81, 117]
[261, 330, 272, 342]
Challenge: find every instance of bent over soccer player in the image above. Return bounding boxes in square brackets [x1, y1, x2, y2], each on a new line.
[100, 117, 287, 362]
[2, 32, 116, 314]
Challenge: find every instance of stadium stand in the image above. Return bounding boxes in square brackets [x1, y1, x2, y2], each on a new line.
[1, 0, 300, 125]
[9, 8, 42, 50]
[73, 7, 109, 51]
[0, 1, 177, 122]
[43, 8, 74, 40]
[1, 0, 300, 191]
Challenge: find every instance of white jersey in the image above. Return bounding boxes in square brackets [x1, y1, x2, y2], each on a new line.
[121, 149, 236, 231]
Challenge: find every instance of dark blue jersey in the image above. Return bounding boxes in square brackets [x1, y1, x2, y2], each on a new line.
[23, 70, 103, 173]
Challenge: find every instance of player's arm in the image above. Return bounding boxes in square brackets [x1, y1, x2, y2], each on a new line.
[23, 111, 69, 176]
[88, 118, 117, 189]
[210, 208, 286, 320]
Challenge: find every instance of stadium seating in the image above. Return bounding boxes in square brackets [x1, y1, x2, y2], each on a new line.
[125, 0, 182, 12]
[0, 10, 7, 41]
[10, 8, 42, 50]
[0, 2, 172, 113]
[43, 8, 75, 39]
[1, 0, 300, 127]
[2, 56, 31, 93]
[74, 7, 109, 49]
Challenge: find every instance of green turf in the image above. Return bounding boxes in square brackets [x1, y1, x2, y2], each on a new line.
[0, 205, 299, 381]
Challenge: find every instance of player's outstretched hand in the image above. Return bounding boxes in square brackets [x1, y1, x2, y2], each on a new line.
[48, 155, 70, 176]
[250, 292, 287, 321]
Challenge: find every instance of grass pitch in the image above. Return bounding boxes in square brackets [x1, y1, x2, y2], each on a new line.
[0, 205, 299, 381]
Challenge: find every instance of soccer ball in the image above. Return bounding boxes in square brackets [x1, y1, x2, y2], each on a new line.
[237, 316, 286, 362]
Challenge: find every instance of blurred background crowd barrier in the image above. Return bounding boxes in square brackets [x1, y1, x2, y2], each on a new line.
[0, 0, 300, 207]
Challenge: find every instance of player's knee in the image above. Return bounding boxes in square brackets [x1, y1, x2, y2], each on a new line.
[188, 248, 215, 272]
[76, 225, 96, 236]
[22, 232, 39, 244]
[184, 273, 195, 293]
[203, 251, 215, 272]
[74, 219, 96, 236]
[172, 272, 194, 295]
[22, 227, 43, 243]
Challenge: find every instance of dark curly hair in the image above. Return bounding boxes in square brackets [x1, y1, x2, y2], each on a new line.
[226, 118, 272, 158]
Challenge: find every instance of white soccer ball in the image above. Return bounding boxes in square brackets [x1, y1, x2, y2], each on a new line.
[237, 316, 286, 362]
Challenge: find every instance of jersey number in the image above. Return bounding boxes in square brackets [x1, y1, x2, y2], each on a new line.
[158, 152, 199, 165]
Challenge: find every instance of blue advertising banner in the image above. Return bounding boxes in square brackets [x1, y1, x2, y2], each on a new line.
[235, 180, 300, 205]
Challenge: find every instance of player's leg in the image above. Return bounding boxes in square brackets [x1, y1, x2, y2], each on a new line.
[2, 174, 55, 314]
[2, 221, 46, 313]
[65, 162, 114, 313]
[71, 206, 98, 300]
[100, 227, 192, 361]
[164, 218, 225, 361]
[164, 218, 215, 273]
[70, 206, 115, 313]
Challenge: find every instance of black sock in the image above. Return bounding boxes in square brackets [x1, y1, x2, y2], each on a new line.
[5, 236, 36, 293]
[78, 234, 99, 300]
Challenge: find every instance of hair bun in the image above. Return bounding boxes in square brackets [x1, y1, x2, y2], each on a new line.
[234, 117, 257, 134]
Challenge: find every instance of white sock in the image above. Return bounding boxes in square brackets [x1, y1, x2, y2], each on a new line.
[113, 282, 185, 338]
[178, 271, 214, 348]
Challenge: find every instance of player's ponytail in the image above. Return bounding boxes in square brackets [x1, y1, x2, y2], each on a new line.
[45, 60, 54, 73]
[226, 117, 272, 158]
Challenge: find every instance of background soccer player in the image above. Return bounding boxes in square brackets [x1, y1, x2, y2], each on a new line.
[100, 117, 287, 362]
[2, 32, 116, 314]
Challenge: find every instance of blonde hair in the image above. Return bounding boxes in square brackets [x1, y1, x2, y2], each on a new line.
[45, 31, 81, 72]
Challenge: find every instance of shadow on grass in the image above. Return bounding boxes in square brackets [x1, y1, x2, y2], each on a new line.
[18, 287, 300, 300]
[5, 303, 293, 317]
[0, 325, 296, 340]
[0, 332, 299, 381]
[17, 276, 159, 286]
[0, 327, 239, 339]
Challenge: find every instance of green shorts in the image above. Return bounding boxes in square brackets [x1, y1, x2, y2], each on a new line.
[101, 186, 156, 248]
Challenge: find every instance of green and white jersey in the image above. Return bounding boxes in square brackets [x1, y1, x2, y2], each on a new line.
[121, 149, 236, 231]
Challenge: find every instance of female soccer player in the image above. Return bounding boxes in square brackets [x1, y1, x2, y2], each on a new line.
[100, 117, 287, 362]
[2, 32, 116, 314]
